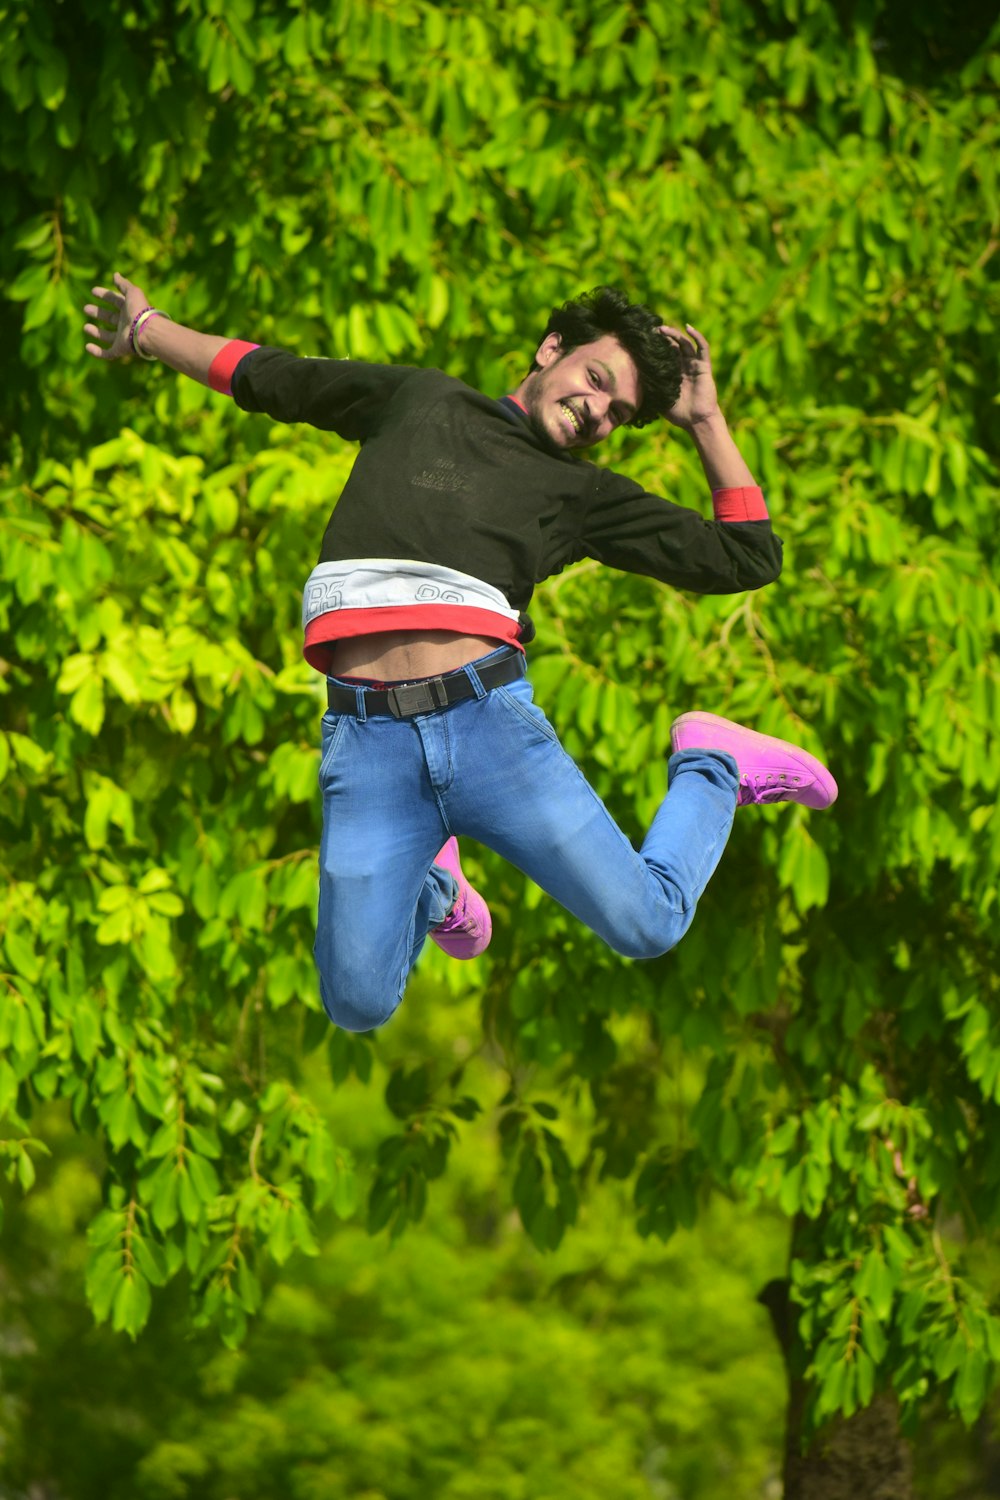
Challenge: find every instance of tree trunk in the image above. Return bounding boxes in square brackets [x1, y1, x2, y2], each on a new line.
[783, 1390, 914, 1500]
[759, 1276, 914, 1500]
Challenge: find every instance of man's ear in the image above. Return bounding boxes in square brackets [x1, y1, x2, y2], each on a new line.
[533, 332, 563, 369]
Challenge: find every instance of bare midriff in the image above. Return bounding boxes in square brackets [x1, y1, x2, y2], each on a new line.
[326, 630, 508, 682]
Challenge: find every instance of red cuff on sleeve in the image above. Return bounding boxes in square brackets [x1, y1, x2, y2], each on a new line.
[207, 340, 260, 397]
[712, 486, 769, 522]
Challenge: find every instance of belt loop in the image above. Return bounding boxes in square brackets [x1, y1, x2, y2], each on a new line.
[463, 662, 488, 700]
[354, 686, 368, 723]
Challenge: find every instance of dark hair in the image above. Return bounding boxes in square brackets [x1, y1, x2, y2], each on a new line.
[532, 286, 682, 427]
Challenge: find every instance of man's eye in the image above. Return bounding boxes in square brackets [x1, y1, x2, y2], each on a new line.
[588, 370, 600, 386]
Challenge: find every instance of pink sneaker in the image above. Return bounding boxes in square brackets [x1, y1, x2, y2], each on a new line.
[670, 712, 838, 809]
[429, 838, 492, 958]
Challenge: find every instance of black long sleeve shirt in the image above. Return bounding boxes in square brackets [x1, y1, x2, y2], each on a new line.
[227, 347, 782, 672]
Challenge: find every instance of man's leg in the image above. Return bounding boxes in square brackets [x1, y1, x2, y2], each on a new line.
[314, 708, 456, 1032]
[313, 661, 837, 1025]
[442, 675, 832, 960]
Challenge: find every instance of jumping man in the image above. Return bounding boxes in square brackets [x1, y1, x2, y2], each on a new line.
[84, 277, 836, 1032]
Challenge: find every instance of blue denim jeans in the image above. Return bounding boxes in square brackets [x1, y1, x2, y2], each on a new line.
[315, 647, 739, 1032]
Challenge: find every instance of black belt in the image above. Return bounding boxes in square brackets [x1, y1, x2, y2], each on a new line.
[327, 650, 525, 719]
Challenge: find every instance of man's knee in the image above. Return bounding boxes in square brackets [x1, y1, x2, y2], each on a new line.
[602, 905, 694, 961]
[611, 931, 675, 962]
[318, 973, 399, 1033]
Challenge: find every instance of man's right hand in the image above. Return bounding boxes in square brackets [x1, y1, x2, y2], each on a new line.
[83, 271, 150, 361]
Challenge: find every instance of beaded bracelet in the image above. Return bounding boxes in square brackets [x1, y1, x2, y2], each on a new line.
[126, 305, 152, 354]
[132, 308, 169, 360]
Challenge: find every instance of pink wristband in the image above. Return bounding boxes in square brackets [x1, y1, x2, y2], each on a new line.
[712, 486, 769, 522]
[207, 340, 260, 396]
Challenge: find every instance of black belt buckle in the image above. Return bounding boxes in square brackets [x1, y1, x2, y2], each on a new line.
[386, 680, 441, 718]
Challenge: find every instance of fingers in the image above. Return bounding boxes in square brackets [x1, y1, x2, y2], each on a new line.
[84, 303, 119, 328]
[657, 325, 710, 365]
[84, 274, 133, 361]
[88, 288, 125, 331]
[684, 323, 711, 356]
[657, 323, 710, 345]
[657, 325, 692, 355]
[83, 300, 121, 358]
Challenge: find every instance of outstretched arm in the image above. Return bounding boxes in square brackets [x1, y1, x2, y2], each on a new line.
[83, 272, 242, 387]
[85, 272, 416, 439]
[657, 324, 757, 491]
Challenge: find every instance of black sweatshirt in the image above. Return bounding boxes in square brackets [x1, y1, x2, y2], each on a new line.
[227, 347, 782, 673]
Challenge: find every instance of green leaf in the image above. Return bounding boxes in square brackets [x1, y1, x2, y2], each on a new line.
[147, 891, 184, 916]
[816, 1358, 846, 1417]
[178, 1168, 203, 1226]
[269, 1204, 294, 1264]
[4, 930, 41, 983]
[104, 1089, 139, 1150]
[935, 1327, 968, 1380]
[111, 1271, 152, 1338]
[151, 1167, 180, 1233]
[868, 1251, 896, 1322]
[332, 1162, 359, 1219]
[768, 1118, 800, 1156]
[778, 1161, 803, 1216]
[778, 820, 830, 913]
[221, 1098, 254, 1135]
[954, 1348, 988, 1425]
[864, 1314, 889, 1366]
[283, 14, 309, 66]
[628, 25, 659, 86]
[133, 1235, 169, 1287]
[207, 32, 230, 91]
[71, 1001, 102, 1063]
[84, 781, 114, 850]
[35, 47, 68, 110]
[188, 1153, 220, 1204]
[86, 1248, 124, 1323]
[70, 675, 105, 735]
[17, 1146, 36, 1191]
[590, 4, 629, 47]
[186, 1124, 221, 1158]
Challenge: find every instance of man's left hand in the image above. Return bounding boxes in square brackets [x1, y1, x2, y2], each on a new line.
[657, 324, 719, 429]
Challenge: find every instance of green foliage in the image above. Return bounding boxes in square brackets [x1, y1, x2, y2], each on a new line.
[0, 1109, 789, 1500]
[1, 0, 999, 1459]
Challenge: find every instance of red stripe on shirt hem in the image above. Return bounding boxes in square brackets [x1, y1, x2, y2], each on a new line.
[304, 605, 523, 675]
[712, 486, 769, 522]
[208, 340, 260, 396]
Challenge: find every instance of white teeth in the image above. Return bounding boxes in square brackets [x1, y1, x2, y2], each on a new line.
[560, 401, 582, 434]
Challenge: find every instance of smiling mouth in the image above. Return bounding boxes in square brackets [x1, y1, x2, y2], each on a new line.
[559, 400, 585, 437]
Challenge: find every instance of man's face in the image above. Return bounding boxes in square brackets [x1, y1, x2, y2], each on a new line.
[515, 333, 641, 451]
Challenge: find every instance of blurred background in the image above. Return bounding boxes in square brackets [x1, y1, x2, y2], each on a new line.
[1, 0, 998, 1495]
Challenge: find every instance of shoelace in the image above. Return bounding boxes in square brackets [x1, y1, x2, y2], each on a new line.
[737, 770, 806, 806]
[436, 888, 480, 935]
